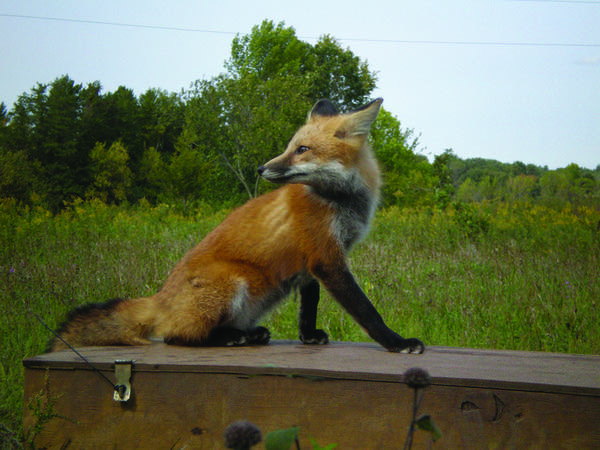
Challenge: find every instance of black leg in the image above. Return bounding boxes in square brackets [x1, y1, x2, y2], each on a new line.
[298, 278, 329, 344]
[313, 264, 424, 354]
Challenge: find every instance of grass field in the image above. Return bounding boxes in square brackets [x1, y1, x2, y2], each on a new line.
[1, 198, 599, 440]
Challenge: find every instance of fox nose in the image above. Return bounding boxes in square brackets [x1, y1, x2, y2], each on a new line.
[257, 166, 265, 175]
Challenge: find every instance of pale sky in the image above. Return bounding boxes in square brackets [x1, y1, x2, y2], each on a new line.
[1, 0, 599, 169]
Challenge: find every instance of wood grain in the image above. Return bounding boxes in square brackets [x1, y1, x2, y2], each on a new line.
[23, 341, 600, 449]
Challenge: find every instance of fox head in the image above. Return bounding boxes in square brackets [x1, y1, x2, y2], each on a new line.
[258, 98, 383, 195]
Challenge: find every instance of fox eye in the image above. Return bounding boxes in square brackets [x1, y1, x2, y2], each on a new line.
[295, 145, 310, 155]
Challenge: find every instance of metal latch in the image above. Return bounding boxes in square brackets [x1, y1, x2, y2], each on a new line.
[113, 360, 133, 402]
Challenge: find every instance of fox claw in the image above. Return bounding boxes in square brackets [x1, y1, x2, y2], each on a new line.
[395, 338, 425, 354]
[299, 329, 329, 345]
[248, 326, 271, 345]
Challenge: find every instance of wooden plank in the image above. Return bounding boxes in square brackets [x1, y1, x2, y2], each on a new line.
[24, 341, 600, 394]
[23, 342, 600, 449]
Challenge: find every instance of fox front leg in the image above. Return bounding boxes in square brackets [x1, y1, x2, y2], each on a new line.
[315, 265, 425, 354]
[298, 278, 329, 345]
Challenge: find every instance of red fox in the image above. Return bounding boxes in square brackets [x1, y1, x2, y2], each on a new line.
[49, 98, 424, 354]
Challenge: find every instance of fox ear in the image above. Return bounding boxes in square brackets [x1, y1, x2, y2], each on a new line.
[309, 99, 339, 120]
[336, 98, 383, 138]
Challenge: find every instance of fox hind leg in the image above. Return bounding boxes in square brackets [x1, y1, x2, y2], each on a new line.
[161, 270, 271, 347]
[201, 325, 271, 347]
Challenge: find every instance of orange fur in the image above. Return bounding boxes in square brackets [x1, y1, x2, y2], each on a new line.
[50, 98, 425, 354]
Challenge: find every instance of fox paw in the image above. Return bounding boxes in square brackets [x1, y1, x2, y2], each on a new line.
[300, 329, 329, 345]
[248, 326, 271, 345]
[205, 327, 249, 346]
[390, 338, 425, 354]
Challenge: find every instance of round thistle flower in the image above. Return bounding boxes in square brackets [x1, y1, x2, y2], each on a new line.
[404, 367, 432, 389]
[224, 420, 262, 450]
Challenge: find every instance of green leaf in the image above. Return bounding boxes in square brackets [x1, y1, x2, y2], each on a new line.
[415, 415, 442, 442]
[264, 426, 301, 450]
[309, 436, 338, 450]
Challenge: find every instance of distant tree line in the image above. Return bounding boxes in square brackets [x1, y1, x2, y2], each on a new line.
[449, 154, 599, 210]
[1, 20, 598, 213]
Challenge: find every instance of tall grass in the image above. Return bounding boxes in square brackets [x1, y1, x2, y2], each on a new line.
[1, 199, 599, 436]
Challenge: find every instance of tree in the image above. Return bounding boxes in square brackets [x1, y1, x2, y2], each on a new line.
[138, 146, 167, 203]
[1, 20, 382, 209]
[135, 88, 185, 200]
[506, 174, 538, 202]
[0, 150, 38, 203]
[456, 177, 481, 203]
[7, 76, 89, 210]
[138, 88, 184, 157]
[308, 35, 377, 109]
[0, 102, 7, 130]
[182, 21, 366, 202]
[86, 141, 132, 204]
[100, 87, 142, 165]
[539, 163, 599, 208]
[225, 20, 377, 107]
[432, 149, 456, 208]
[78, 81, 107, 154]
[370, 108, 432, 207]
[177, 77, 241, 205]
[168, 145, 211, 213]
[220, 74, 310, 198]
[226, 20, 311, 82]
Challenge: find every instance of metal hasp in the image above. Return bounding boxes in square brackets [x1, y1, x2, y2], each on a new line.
[113, 360, 133, 402]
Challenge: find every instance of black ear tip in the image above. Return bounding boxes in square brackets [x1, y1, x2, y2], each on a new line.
[352, 97, 384, 113]
[310, 99, 339, 118]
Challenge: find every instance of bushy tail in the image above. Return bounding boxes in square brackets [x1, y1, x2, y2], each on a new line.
[48, 297, 154, 352]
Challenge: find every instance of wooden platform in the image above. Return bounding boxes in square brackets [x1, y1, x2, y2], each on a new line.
[23, 341, 600, 449]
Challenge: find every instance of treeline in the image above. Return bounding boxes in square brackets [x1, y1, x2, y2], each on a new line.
[449, 155, 599, 210]
[0, 20, 598, 213]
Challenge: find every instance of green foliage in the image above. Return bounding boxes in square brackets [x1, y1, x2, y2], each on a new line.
[178, 78, 242, 205]
[415, 415, 442, 443]
[264, 426, 300, 450]
[1, 199, 599, 439]
[370, 108, 434, 208]
[310, 439, 338, 450]
[450, 155, 599, 209]
[138, 146, 168, 204]
[196, 20, 378, 200]
[0, 78, 187, 210]
[505, 174, 538, 202]
[432, 150, 456, 209]
[86, 141, 132, 203]
[2, 76, 89, 210]
[168, 145, 212, 213]
[0, 19, 598, 447]
[137, 88, 184, 157]
[0, 150, 37, 203]
[403, 368, 440, 449]
[0, 20, 382, 211]
[226, 20, 376, 109]
[227, 20, 311, 81]
[22, 373, 72, 447]
[1, 20, 595, 212]
[539, 163, 598, 208]
[451, 201, 490, 238]
[308, 34, 376, 109]
[213, 73, 310, 198]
